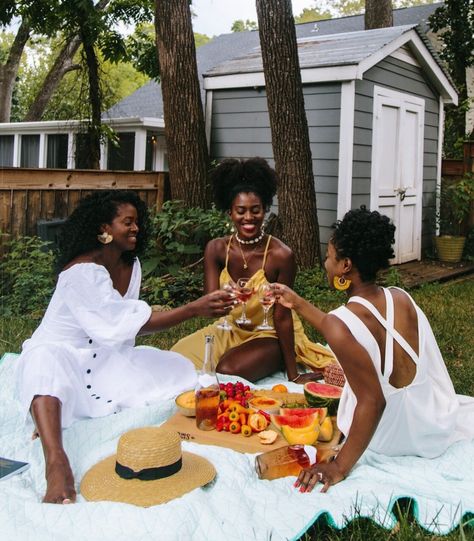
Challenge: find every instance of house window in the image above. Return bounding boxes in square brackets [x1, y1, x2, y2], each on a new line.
[47, 134, 68, 169]
[20, 134, 40, 167]
[107, 132, 135, 170]
[0, 135, 14, 166]
[145, 131, 158, 171]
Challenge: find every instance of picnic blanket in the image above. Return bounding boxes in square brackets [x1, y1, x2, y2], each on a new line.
[1, 352, 473, 541]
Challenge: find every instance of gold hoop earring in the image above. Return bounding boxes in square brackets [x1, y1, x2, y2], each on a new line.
[334, 275, 351, 291]
[97, 232, 113, 245]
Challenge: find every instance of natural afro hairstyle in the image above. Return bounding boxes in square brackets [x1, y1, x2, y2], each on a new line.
[211, 157, 277, 211]
[56, 190, 149, 270]
[331, 206, 395, 282]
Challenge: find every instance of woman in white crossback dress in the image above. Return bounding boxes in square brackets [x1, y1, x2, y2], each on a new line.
[271, 207, 474, 493]
[15, 190, 234, 505]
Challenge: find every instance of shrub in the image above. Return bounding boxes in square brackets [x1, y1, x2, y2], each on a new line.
[0, 236, 55, 317]
[142, 200, 230, 277]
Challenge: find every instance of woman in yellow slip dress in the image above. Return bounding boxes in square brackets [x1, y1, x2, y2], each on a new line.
[171, 157, 335, 383]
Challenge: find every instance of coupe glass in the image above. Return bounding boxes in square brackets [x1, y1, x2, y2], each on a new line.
[235, 277, 253, 326]
[257, 283, 275, 330]
[217, 281, 236, 331]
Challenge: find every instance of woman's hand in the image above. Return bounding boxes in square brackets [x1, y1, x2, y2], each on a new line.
[192, 290, 235, 318]
[270, 283, 301, 310]
[294, 461, 346, 493]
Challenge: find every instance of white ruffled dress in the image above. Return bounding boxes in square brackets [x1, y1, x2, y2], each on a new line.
[332, 287, 474, 458]
[15, 260, 197, 428]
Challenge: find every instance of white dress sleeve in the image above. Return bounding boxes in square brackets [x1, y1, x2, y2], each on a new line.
[58, 263, 152, 348]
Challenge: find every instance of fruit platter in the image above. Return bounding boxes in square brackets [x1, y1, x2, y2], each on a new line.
[166, 380, 342, 456]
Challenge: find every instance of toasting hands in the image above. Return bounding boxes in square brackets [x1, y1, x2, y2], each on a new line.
[192, 290, 236, 318]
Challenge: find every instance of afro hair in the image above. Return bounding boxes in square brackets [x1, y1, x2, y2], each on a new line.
[211, 157, 277, 211]
[56, 190, 149, 271]
[331, 206, 395, 282]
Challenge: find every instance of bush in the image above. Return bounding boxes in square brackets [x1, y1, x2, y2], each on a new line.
[0, 236, 55, 317]
[142, 200, 230, 278]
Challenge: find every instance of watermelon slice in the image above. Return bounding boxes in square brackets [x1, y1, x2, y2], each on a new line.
[303, 382, 342, 416]
[279, 407, 327, 422]
[270, 412, 319, 430]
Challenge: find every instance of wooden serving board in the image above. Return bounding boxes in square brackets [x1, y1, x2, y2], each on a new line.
[163, 412, 342, 460]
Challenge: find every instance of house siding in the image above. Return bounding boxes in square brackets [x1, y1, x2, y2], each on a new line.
[354, 55, 440, 252]
[210, 83, 341, 248]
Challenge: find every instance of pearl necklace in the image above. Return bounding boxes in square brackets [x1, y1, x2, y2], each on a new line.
[235, 230, 265, 245]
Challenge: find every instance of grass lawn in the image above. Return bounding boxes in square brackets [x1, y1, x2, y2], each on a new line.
[1, 277, 473, 539]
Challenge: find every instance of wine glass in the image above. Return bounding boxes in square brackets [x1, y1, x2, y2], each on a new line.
[217, 280, 236, 331]
[257, 283, 275, 330]
[235, 277, 253, 326]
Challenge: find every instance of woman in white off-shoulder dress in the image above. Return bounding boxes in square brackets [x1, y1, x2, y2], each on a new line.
[15, 190, 234, 505]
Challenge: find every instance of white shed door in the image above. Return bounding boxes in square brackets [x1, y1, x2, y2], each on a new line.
[370, 86, 425, 264]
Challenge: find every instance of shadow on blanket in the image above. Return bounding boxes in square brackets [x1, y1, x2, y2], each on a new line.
[1, 353, 473, 541]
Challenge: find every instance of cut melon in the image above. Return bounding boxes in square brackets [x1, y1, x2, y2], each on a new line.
[175, 390, 196, 417]
[281, 424, 320, 445]
[317, 416, 334, 442]
[279, 407, 327, 422]
[271, 412, 319, 430]
[303, 382, 342, 415]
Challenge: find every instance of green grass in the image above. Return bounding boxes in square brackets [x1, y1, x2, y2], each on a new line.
[1, 277, 473, 539]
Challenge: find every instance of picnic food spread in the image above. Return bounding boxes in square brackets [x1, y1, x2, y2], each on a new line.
[171, 380, 342, 457]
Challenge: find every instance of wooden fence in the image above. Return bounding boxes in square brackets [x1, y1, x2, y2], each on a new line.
[0, 168, 167, 240]
[440, 141, 474, 229]
[441, 141, 474, 179]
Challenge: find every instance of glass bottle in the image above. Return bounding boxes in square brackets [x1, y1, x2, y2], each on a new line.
[195, 335, 220, 431]
[255, 445, 317, 480]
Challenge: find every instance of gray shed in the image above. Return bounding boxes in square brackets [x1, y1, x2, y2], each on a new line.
[204, 24, 457, 263]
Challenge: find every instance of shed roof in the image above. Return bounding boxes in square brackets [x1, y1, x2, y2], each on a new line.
[206, 25, 418, 76]
[103, 2, 444, 119]
[204, 25, 456, 104]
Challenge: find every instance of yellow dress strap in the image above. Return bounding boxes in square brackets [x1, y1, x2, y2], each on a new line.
[261, 235, 272, 270]
[224, 235, 233, 270]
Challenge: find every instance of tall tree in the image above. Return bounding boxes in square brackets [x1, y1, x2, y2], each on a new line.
[0, 20, 30, 122]
[256, 0, 321, 267]
[155, 0, 210, 207]
[365, 0, 393, 29]
[294, 7, 332, 24]
[25, 0, 111, 122]
[430, 0, 474, 155]
[231, 19, 258, 32]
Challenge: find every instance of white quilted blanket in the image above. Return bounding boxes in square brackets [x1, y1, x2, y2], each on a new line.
[1, 352, 473, 541]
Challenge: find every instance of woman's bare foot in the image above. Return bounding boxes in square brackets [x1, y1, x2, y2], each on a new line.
[43, 452, 76, 504]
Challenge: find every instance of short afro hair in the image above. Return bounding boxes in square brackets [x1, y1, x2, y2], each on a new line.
[331, 206, 395, 282]
[211, 157, 277, 211]
[56, 190, 149, 271]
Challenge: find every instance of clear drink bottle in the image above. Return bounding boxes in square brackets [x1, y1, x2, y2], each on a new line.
[195, 335, 220, 431]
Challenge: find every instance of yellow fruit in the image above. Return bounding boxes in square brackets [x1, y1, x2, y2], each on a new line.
[175, 390, 196, 417]
[281, 424, 320, 445]
[318, 416, 334, 442]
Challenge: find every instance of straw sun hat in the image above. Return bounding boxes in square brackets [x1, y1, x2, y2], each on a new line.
[81, 426, 216, 507]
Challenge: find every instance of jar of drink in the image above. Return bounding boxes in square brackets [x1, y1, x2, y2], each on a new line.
[195, 335, 220, 431]
[255, 445, 317, 480]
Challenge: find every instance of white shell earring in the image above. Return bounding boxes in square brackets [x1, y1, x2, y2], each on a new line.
[97, 232, 113, 244]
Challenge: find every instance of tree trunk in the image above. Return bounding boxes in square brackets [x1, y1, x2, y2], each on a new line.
[365, 0, 393, 30]
[255, 0, 321, 268]
[0, 20, 31, 122]
[24, 36, 82, 121]
[81, 37, 101, 169]
[155, 0, 210, 208]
